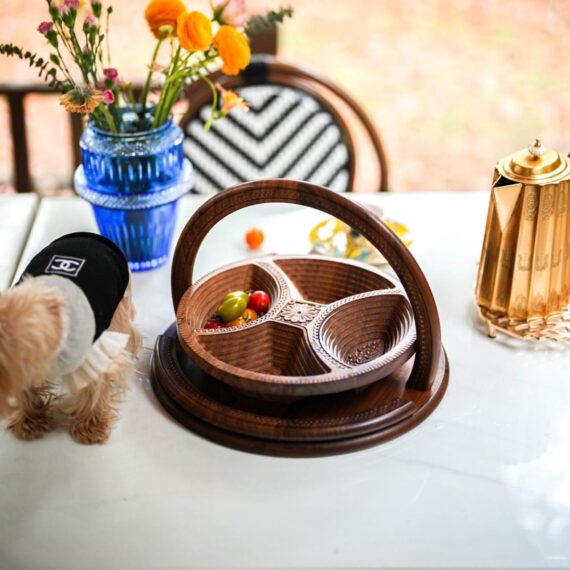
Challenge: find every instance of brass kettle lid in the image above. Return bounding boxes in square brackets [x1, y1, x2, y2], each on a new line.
[497, 139, 570, 184]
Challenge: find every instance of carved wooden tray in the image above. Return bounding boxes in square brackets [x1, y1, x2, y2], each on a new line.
[151, 179, 449, 455]
[177, 255, 416, 401]
[151, 323, 449, 457]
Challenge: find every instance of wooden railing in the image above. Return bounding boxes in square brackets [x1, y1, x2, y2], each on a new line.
[0, 83, 83, 193]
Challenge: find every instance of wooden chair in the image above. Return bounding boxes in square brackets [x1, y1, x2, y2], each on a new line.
[180, 55, 389, 193]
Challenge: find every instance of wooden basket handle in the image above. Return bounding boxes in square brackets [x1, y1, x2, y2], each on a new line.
[172, 179, 441, 391]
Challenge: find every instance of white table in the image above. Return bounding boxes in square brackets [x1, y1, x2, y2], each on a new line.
[2, 192, 570, 570]
[0, 194, 38, 291]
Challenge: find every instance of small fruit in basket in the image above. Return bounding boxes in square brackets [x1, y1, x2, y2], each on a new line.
[216, 290, 248, 323]
[242, 308, 258, 322]
[245, 228, 264, 250]
[248, 290, 270, 314]
[226, 317, 246, 327]
[204, 318, 223, 330]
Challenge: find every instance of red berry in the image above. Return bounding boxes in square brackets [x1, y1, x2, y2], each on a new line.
[204, 319, 223, 330]
[248, 290, 270, 314]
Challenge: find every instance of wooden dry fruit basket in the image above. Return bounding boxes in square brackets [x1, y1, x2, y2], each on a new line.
[152, 179, 449, 456]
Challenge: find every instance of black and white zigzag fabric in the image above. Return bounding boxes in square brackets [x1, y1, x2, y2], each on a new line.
[184, 85, 350, 194]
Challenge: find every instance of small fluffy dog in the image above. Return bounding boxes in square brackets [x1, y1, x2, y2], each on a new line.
[0, 232, 140, 444]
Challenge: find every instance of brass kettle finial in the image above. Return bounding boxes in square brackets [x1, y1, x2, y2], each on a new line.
[528, 138, 545, 158]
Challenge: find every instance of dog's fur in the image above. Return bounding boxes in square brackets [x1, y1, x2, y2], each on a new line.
[0, 278, 140, 444]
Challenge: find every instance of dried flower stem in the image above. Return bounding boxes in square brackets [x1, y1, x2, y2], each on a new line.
[98, 103, 117, 133]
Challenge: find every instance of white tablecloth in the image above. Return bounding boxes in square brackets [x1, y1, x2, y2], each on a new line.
[0, 194, 38, 291]
[2, 191, 570, 570]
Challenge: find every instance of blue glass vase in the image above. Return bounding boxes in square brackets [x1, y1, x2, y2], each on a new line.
[75, 118, 192, 271]
[80, 117, 184, 195]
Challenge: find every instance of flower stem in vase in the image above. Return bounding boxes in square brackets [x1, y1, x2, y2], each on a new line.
[141, 37, 164, 114]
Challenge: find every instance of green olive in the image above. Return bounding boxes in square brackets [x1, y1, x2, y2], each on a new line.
[216, 290, 248, 323]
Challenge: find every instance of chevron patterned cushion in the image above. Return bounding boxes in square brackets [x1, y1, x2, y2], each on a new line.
[183, 85, 351, 194]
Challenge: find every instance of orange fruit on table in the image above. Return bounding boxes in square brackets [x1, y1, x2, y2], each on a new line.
[245, 228, 264, 250]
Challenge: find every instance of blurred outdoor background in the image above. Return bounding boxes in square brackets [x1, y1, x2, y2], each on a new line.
[1, 0, 569, 194]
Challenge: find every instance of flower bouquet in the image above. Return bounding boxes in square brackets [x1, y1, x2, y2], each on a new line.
[0, 0, 292, 270]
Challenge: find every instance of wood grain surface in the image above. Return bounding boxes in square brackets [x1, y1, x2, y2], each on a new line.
[151, 324, 449, 457]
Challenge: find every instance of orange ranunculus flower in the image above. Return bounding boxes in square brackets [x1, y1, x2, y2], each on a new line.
[145, 0, 186, 38]
[177, 11, 212, 52]
[213, 25, 250, 75]
[216, 83, 249, 114]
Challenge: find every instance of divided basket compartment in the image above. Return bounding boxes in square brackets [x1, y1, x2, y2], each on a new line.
[152, 179, 449, 456]
[177, 256, 416, 400]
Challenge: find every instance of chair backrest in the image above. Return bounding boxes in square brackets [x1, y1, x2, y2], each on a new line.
[180, 55, 389, 193]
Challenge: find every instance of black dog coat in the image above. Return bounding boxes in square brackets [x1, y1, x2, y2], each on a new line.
[20, 232, 129, 341]
[16, 232, 131, 386]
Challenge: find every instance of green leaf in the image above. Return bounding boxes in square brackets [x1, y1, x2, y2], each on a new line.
[46, 29, 58, 48]
[0, 42, 69, 91]
[244, 6, 294, 38]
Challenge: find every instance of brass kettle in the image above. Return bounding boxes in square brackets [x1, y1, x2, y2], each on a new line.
[476, 139, 570, 340]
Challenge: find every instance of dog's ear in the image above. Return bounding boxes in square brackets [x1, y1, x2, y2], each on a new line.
[0, 281, 64, 415]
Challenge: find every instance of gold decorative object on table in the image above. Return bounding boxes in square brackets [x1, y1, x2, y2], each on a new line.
[309, 206, 413, 266]
[476, 139, 570, 340]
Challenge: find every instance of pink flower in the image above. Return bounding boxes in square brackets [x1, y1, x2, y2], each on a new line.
[65, 0, 80, 8]
[57, 4, 69, 15]
[84, 13, 97, 27]
[102, 89, 115, 104]
[37, 21, 54, 35]
[103, 68, 119, 81]
[214, 0, 247, 28]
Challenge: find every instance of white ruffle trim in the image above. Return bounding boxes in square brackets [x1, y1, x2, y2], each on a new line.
[61, 330, 130, 393]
